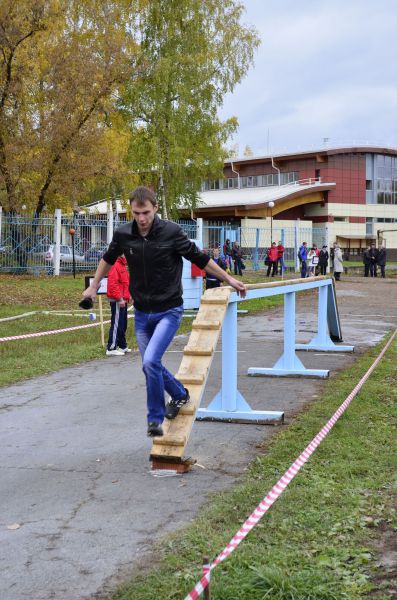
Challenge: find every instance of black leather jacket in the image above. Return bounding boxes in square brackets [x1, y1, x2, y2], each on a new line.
[102, 216, 210, 312]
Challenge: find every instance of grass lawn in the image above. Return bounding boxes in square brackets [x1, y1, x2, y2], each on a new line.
[0, 271, 284, 387]
[112, 333, 397, 600]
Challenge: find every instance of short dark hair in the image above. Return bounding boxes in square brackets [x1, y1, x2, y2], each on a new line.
[129, 186, 157, 207]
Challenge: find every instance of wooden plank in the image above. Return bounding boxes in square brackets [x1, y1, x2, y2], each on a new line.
[201, 297, 229, 305]
[153, 435, 186, 447]
[178, 404, 196, 416]
[177, 374, 205, 385]
[238, 275, 329, 292]
[192, 321, 220, 330]
[150, 286, 231, 462]
[183, 346, 213, 356]
[187, 329, 219, 347]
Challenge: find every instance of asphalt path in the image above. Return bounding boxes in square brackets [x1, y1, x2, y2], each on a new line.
[1, 278, 396, 600]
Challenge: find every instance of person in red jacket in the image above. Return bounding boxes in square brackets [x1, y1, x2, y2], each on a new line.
[276, 241, 285, 275]
[106, 255, 131, 356]
[266, 242, 278, 277]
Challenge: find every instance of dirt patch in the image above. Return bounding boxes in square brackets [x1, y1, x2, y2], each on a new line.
[367, 522, 397, 598]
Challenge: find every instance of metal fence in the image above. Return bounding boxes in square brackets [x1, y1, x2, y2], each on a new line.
[0, 211, 123, 275]
[0, 209, 328, 275]
[200, 222, 328, 271]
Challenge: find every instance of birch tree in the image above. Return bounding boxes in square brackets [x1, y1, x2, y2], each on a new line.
[122, 0, 260, 218]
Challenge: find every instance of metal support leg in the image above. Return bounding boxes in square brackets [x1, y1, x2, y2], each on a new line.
[196, 301, 284, 423]
[247, 292, 329, 378]
[295, 285, 354, 352]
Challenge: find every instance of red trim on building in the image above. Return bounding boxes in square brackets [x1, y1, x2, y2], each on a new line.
[348, 216, 366, 223]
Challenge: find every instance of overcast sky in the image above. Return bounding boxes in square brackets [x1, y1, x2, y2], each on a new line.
[220, 0, 397, 156]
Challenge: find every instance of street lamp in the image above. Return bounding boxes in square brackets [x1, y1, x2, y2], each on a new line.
[268, 201, 275, 244]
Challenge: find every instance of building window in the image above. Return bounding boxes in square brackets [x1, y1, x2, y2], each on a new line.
[203, 170, 298, 191]
[366, 180, 372, 190]
[226, 177, 238, 189]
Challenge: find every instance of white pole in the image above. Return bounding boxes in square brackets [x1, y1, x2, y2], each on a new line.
[325, 225, 330, 273]
[54, 209, 61, 276]
[294, 219, 300, 272]
[107, 205, 114, 244]
[196, 218, 203, 246]
[98, 295, 105, 347]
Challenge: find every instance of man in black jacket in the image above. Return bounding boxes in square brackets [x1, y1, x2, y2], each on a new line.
[377, 245, 387, 278]
[318, 245, 329, 276]
[363, 243, 379, 277]
[83, 187, 246, 437]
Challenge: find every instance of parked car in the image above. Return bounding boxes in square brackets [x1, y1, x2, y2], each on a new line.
[29, 242, 54, 259]
[84, 245, 106, 262]
[0, 244, 11, 253]
[45, 244, 84, 263]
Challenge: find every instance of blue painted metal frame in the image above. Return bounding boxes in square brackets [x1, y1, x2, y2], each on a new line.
[248, 290, 329, 378]
[196, 301, 284, 423]
[196, 277, 353, 423]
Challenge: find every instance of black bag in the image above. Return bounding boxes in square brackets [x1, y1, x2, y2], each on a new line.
[79, 297, 93, 310]
[241, 260, 246, 270]
[264, 257, 271, 266]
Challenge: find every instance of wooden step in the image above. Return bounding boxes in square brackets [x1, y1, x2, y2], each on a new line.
[183, 346, 213, 356]
[192, 321, 221, 330]
[176, 374, 205, 385]
[201, 297, 229, 305]
[152, 435, 186, 447]
[179, 404, 196, 416]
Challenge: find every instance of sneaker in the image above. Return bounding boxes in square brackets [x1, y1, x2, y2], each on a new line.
[106, 349, 125, 356]
[165, 388, 190, 420]
[119, 347, 132, 353]
[147, 422, 163, 437]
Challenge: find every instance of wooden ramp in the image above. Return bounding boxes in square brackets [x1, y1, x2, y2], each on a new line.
[150, 286, 231, 469]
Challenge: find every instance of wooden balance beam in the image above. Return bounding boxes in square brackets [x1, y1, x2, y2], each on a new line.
[150, 286, 231, 471]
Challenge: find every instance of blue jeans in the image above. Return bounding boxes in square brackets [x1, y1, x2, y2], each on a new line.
[135, 306, 186, 424]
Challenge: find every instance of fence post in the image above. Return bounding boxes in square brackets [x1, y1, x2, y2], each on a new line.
[294, 220, 300, 271]
[196, 217, 203, 245]
[54, 209, 61, 276]
[325, 225, 330, 273]
[281, 228, 285, 278]
[107, 205, 114, 244]
[253, 228, 260, 270]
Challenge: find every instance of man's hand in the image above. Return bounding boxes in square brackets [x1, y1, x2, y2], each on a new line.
[226, 275, 247, 298]
[82, 283, 99, 303]
[81, 259, 112, 305]
[204, 258, 247, 298]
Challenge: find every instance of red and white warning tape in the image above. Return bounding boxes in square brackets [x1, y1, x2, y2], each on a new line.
[0, 312, 136, 343]
[185, 328, 397, 600]
[0, 319, 113, 342]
